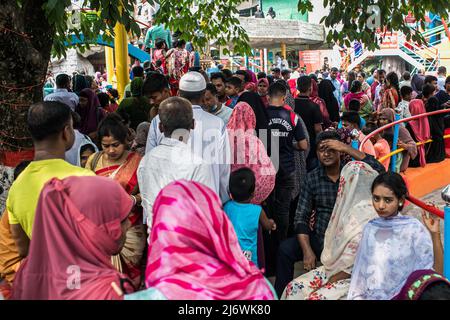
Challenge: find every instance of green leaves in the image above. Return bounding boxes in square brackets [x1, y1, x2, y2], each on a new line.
[297, 0, 313, 14]
[155, 0, 251, 55]
[299, 0, 450, 50]
[44, 0, 252, 58]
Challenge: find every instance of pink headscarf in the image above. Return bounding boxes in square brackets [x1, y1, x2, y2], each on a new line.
[95, 71, 102, 82]
[246, 69, 257, 84]
[227, 102, 276, 204]
[145, 180, 275, 300]
[244, 82, 257, 92]
[288, 78, 298, 97]
[12, 176, 134, 300]
[310, 79, 330, 123]
[227, 101, 256, 131]
[409, 99, 431, 167]
[344, 91, 365, 109]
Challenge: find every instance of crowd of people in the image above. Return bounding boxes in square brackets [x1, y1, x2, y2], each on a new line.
[1, 48, 450, 300]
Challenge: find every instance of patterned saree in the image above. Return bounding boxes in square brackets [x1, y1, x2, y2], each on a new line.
[94, 152, 146, 289]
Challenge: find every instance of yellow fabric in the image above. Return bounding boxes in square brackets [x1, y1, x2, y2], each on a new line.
[6, 159, 95, 238]
[0, 211, 21, 284]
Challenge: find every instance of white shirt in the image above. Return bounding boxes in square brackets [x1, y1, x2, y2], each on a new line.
[146, 105, 231, 203]
[44, 88, 79, 111]
[213, 104, 233, 125]
[374, 84, 383, 111]
[65, 130, 98, 166]
[396, 100, 412, 126]
[438, 75, 446, 91]
[399, 80, 411, 89]
[138, 137, 215, 232]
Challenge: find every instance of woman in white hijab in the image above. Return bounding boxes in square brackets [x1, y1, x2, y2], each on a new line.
[65, 129, 98, 167]
[347, 171, 434, 300]
[281, 161, 379, 300]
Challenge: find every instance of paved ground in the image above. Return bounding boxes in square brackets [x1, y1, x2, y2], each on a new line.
[404, 187, 447, 238]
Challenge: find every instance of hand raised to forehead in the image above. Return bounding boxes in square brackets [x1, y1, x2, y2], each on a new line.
[320, 139, 347, 153]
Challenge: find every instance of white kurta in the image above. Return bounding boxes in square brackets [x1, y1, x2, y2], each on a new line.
[145, 105, 231, 203]
[138, 137, 215, 235]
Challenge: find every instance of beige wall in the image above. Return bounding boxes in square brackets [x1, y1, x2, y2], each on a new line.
[237, 0, 258, 11]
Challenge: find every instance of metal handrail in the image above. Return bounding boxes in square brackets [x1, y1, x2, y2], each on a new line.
[407, 195, 445, 218]
[398, 32, 439, 69]
[359, 108, 450, 152]
[378, 134, 450, 162]
[360, 110, 450, 220]
[401, 38, 438, 57]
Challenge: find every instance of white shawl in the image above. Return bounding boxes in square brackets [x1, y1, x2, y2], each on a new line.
[321, 161, 379, 278]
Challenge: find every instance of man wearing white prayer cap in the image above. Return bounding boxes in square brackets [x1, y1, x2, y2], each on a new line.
[144, 71, 231, 209]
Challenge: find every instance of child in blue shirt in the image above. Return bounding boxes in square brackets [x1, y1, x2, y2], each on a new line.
[224, 168, 276, 267]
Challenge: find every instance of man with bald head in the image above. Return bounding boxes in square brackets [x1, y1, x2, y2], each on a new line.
[146, 71, 231, 204]
[138, 97, 215, 238]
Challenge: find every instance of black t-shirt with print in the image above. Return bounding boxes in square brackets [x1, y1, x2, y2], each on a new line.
[267, 105, 306, 174]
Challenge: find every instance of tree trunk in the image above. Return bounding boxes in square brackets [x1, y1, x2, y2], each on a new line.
[0, 0, 54, 157]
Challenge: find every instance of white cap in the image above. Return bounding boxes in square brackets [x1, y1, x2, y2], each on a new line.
[179, 72, 206, 92]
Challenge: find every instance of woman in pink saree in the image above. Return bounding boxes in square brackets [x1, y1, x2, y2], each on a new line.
[407, 99, 431, 167]
[226, 102, 276, 270]
[86, 114, 146, 289]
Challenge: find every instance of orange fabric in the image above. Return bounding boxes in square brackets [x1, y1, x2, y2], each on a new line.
[0, 211, 21, 284]
[374, 138, 391, 171]
[402, 158, 450, 198]
[359, 133, 377, 157]
[94, 152, 142, 195]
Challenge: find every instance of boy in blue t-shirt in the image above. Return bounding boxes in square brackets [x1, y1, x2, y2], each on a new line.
[224, 168, 276, 267]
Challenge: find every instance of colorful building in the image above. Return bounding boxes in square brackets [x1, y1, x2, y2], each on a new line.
[223, 0, 328, 72]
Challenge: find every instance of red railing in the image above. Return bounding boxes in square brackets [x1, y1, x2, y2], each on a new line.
[359, 109, 450, 151]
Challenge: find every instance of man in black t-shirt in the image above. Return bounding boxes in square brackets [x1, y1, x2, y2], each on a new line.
[294, 76, 323, 171]
[266, 82, 307, 243]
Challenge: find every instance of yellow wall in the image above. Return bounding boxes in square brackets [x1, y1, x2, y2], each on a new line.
[435, 41, 450, 70]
